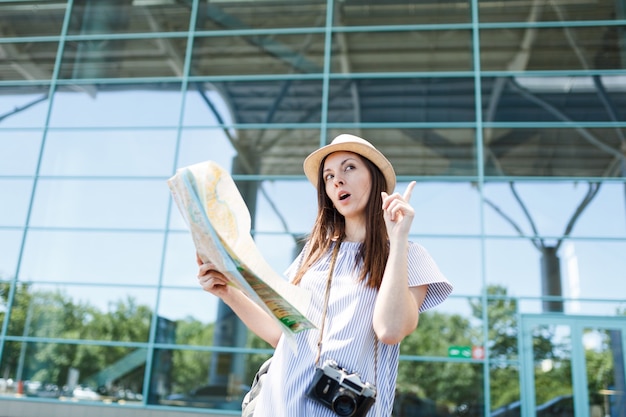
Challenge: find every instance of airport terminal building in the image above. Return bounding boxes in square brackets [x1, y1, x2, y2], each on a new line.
[0, 1, 625, 417]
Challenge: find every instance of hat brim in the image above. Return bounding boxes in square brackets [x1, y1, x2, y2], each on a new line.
[303, 135, 396, 193]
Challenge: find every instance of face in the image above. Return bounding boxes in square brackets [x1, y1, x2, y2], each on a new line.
[322, 151, 372, 221]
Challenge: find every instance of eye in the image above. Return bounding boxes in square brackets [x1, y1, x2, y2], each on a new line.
[324, 173, 334, 181]
[344, 164, 356, 172]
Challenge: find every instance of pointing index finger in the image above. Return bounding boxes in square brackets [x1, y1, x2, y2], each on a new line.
[403, 181, 416, 202]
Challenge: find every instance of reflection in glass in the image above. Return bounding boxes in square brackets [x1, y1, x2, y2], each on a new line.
[337, 1, 471, 25]
[395, 361, 484, 417]
[0, 230, 22, 280]
[0, 42, 58, 81]
[483, 128, 624, 177]
[410, 183, 480, 235]
[195, 1, 327, 30]
[7, 284, 155, 342]
[482, 76, 626, 123]
[479, 0, 621, 23]
[191, 34, 325, 76]
[490, 365, 520, 417]
[30, 179, 169, 229]
[416, 238, 481, 297]
[481, 26, 626, 71]
[156, 288, 220, 341]
[0, 341, 147, 404]
[0, 132, 42, 175]
[41, 130, 177, 177]
[162, 232, 199, 287]
[0, 179, 32, 227]
[401, 297, 482, 358]
[328, 78, 476, 123]
[19, 230, 164, 285]
[176, 129, 236, 171]
[68, 1, 192, 35]
[583, 327, 625, 417]
[185, 80, 325, 125]
[330, 31, 473, 73]
[0, 1, 66, 37]
[531, 324, 574, 414]
[60, 39, 187, 79]
[49, 86, 183, 127]
[0, 90, 49, 127]
[484, 182, 626, 238]
[151, 349, 267, 411]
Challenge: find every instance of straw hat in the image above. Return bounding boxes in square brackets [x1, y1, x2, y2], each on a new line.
[303, 134, 396, 193]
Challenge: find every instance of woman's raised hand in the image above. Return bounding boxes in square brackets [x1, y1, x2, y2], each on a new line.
[381, 181, 416, 239]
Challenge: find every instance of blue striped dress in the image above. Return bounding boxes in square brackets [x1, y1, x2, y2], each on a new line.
[252, 240, 453, 417]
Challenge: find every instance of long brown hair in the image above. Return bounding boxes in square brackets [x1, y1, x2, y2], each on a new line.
[292, 153, 390, 289]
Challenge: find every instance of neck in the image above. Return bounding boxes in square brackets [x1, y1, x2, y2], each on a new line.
[344, 218, 366, 243]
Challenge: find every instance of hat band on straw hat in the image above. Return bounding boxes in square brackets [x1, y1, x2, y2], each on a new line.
[303, 134, 396, 193]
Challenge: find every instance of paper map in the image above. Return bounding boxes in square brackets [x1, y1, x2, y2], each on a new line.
[167, 161, 316, 347]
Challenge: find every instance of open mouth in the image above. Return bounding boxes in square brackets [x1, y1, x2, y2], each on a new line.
[339, 193, 350, 201]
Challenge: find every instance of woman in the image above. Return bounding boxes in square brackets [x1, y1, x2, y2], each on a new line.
[197, 134, 453, 416]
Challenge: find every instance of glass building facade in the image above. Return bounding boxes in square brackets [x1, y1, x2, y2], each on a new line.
[0, 1, 625, 416]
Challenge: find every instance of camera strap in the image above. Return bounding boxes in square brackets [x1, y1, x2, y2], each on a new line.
[314, 239, 379, 385]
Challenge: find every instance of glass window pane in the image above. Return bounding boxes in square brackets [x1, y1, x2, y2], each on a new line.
[330, 30, 473, 72]
[0, 131, 43, 175]
[483, 182, 626, 238]
[0, 179, 33, 227]
[411, 182, 481, 235]
[48, 85, 183, 127]
[19, 230, 164, 285]
[480, 26, 626, 71]
[0, 341, 147, 402]
[59, 38, 187, 79]
[482, 76, 626, 122]
[485, 238, 626, 302]
[152, 350, 262, 410]
[0, 41, 59, 81]
[181, 128, 321, 177]
[195, 1, 327, 30]
[420, 238, 481, 297]
[30, 179, 169, 229]
[176, 128, 237, 173]
[0, 1, 66, 37]
[191, 34, 325, 76]
[182, 86, 234, 126]
[337, 1, 471, 25]
[0, 88, 50, 127]
[491, 365, 520, 416]
[156, 288, 220, 346]
[68, 2, 192, 35]
[185, 81, 324, 125]
[479, 0, 621, 23]
[401, 296, 482, 357]
[162, 232, 197, 287]
[8, 283, 155, 342]
[328, 77, 477, 123]
[40, 129, 177, 177]
[396, 361, 484, 417]
[0, 230, 22, 280]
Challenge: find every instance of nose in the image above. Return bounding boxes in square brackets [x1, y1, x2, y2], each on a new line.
[332, 174, 344, 187]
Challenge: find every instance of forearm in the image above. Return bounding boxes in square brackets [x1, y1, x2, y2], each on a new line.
[221, 288, 283, 348]
[372, 239, 420, 345]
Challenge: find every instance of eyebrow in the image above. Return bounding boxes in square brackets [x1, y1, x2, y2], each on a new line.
[323, 157, 359, 173]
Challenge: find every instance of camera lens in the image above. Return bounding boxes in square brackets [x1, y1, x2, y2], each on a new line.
[332, 391, 357, 417]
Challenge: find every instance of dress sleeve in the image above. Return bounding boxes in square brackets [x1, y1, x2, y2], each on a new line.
[407, 241, 453, 312]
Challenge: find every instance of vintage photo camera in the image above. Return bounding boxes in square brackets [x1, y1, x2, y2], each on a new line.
[306, 359, 377, 417]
